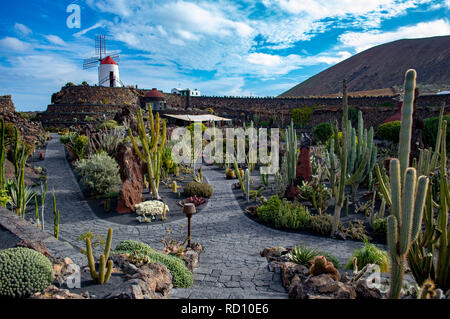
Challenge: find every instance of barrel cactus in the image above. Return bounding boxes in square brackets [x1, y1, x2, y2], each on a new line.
[0, 247, 54, 298]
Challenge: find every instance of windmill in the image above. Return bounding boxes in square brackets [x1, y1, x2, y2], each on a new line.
[83, 35, 122, 87]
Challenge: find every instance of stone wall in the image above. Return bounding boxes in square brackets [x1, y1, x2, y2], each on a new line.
[39, 86, 449, 129]
[51, 86, 141, 105]
[164, 93, 449, 128]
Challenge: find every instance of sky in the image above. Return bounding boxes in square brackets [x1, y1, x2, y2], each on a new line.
[0, 0, 449, 111]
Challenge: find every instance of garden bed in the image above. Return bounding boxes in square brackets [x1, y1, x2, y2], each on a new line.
[84, 174, 209, 226]
[231, 169, 387, 245]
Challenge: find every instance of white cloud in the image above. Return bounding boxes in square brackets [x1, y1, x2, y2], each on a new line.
[73, 21, 109, 37]
[339, 19, 450, 52]
[0, 37, 31, 52]
[44, 35, 66, 46]
[14, 23, 32, 36]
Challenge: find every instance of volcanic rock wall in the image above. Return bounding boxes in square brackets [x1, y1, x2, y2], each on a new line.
[164, 93, 449, 128]
[0, 95, 46, 145]
[38, 85, 449, 129]
[0, 95, 15, 113]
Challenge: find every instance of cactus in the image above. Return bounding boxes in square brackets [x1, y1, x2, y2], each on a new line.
[345, 111, 377, 202]
[285, 119, 298, 187]
[330, 81, 373, 235]
[86, 227, 113, 284]
[260, 167, 269, 187]
[172, 181, 181, 193]
[245, 168, 250, 202]
[128, 106, 166, 199]
[386, 160, 429, 299]
[52, 188, 60, 239]
[233, 159, 246, 196]
[34, 195, 40, 228]
[407, 118, 449, 291]
[104, 198, 111, 212]
[39, 181, 47, 231]
[398, 69, 416, 178]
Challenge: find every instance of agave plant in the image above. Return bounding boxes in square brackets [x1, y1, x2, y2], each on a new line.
[8, 178, 37, 217]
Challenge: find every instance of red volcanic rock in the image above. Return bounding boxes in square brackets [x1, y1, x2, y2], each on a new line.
[296, 146, 312, 184]
[115, 143, 145, 213]
[284, 184, 299, 201]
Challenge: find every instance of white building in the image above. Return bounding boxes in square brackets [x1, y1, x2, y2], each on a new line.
[171, 88, 201, 96]
[99, 56, 121, 87]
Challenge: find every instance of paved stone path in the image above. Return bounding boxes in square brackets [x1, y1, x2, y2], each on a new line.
[39, 134, 372, 299]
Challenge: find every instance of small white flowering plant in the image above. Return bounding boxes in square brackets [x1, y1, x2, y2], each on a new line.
[135, 200, 169, 223]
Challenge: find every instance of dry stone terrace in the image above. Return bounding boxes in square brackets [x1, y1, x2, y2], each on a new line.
[14, 133, 375, 299]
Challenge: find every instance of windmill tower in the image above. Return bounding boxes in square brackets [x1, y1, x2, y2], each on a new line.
[83, 35, 122, 87]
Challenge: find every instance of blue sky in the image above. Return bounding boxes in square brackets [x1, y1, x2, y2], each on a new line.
[0, 0, 449, 111]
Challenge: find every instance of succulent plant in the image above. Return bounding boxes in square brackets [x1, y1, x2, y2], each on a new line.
[0, 247, 54, 297]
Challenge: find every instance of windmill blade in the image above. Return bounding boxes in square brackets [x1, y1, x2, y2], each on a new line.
[83, 60, 99, 69]
[110, 54, 120, 62]
[83, 57, 99, 64]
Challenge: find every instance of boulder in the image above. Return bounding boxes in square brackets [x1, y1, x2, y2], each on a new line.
[182, 249, 199, 272]
[289, 274, 357, 299]
[280, 262, 309, 289]
[295, 145, 312, 184]
[114, 142, 145, 213]
[107, 262, 172, 299]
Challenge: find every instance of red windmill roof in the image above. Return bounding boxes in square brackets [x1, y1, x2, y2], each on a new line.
[144, 88, 165, 98]
[100, 56, 118, 65]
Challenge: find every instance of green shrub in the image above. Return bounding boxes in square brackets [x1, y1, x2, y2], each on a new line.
[161, 147, 176, 174]
[312, 122, 333, 145]
[65, 82, 75, 87]
[288, 243, 341, 269]
[372, 218, 387, 237]
[423, 115, 450, 150]
[345, 243, 390, 273]
[291, 107, 314, 126]
[59, 133, 76, 145]
[0, 190, 11, 207]
[113, 240, 193, 288]
[257, 195, 311, 230]
[99, 120, 118, 130]
[184, 181, 213, 198]
[310, 214, 333, 235]
[186, 122, 207, 133]
[376, 121, 401, 143]
[0, 247, 54, 297]
[74, 152, 121, 196]
[72, 134, 88, 159]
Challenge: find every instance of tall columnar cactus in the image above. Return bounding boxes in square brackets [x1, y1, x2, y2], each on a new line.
[39, 182, 47, 231]
[128, 106, 166, 199]
[407, 118, 449, 291]
[52, 188, 59, 240]
[386, 159, 428, 299]
[398, 69, 416, 178]
[245, 168, 250, 202]
[330, 81, 373, 234]
[345, 111, 377, 201]
[285, 119, 298, 187]
[86, 227, 113, 284]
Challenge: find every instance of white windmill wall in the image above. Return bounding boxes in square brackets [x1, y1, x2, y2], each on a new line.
[98, 63, 121, 87]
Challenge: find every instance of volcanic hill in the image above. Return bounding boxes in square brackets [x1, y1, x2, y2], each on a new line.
[280, 35, 450, 97]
